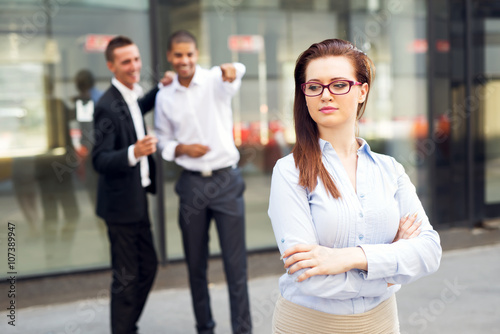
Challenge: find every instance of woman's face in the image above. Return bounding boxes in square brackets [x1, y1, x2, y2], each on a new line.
[304, 56, 368, 135]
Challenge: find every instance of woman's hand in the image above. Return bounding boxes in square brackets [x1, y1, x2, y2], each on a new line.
[392, 212, 422, 243]
[282, 244, 367, 282]
[282, 213, 422, 283]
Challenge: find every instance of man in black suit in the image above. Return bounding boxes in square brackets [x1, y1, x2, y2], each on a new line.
[92, 36, 172, 334]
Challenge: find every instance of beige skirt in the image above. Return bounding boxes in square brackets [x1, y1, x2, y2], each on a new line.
[272, 294, 400, 334]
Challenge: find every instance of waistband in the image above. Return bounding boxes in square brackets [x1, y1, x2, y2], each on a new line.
[272, 294, 399, 334]
[182, 165, 236, 177]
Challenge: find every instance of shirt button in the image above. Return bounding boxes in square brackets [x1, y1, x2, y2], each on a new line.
[281, 238, 285, 243]
[359, 212, 363, 218]
[360, 193, 365, 198]
[359, 234, 364, 240]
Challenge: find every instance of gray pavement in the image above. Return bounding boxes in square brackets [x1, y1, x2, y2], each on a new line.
[1, 243, 500, 334]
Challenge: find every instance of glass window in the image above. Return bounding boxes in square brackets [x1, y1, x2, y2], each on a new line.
[156, 0, 430, 260]
[483, 18, 500, 205]
[0, 0, 152, 277]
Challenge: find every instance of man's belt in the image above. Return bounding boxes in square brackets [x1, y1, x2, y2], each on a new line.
[183, 165, 235, 177]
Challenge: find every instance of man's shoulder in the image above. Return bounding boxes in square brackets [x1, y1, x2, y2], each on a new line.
[96, 85, 122, 108]
[157, 82, 176, 94]
[94, 85, 126, 121]
[155, 83, 178, 105]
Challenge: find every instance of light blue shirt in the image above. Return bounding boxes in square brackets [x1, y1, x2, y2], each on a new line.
[268, 138, 442, 315]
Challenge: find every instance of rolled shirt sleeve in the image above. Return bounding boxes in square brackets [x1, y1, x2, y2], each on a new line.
[214, 62, 246, 97]
[127, 145, 140, 166]
[154, 91, 179, 162]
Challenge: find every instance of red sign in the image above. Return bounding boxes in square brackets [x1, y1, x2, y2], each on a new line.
[436, 39, 450, 53]
[408, 39, 428, 54]
[85, 34, 115, 53]
[228, 35, 264, 53]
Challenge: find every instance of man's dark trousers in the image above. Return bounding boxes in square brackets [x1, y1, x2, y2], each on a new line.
[175, 167, 252, 334]
[106, 205, 157, 334]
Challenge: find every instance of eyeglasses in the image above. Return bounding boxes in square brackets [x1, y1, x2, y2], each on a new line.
[301, 80, 362, 97]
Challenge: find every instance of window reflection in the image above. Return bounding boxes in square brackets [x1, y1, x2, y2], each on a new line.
[0, 64, 47, 157]
[3, 0, 495, 277]
[0, 1, 152, 277]
[159, 0, 430, 259]
[483, 19, 500, 204]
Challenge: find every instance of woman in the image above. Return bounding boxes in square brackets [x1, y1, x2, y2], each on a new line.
[268, 39, 442, 333]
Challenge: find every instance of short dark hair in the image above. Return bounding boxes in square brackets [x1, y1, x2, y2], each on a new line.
[167, 30, 197, 51]
[74, 69, 95, 92]
[105, 35, 134, 62]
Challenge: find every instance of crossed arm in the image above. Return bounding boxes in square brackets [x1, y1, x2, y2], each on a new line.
[283, 212, 421, 282]
[269, 158, 441, 298]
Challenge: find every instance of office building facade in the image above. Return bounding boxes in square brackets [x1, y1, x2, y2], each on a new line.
[0, 0, 498, 278]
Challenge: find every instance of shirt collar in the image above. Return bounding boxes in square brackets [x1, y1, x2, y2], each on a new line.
[319, 137, 374, 158]
[173, 65, 206, 91]
[356, 138, 374, 159]
[111, 77, 143, 103]
[319, 138, 330, 152]
[191, 65, 207, 85]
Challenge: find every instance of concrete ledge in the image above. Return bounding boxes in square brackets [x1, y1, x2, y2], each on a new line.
[2, 227, 499, 310]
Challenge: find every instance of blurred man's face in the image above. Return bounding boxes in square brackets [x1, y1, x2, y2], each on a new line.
[107, 44, 142, 89]
[167, 42, 198, 87]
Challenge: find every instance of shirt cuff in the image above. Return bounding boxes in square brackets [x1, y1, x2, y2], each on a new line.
[128, 145, 139, 166]
[358, 244, 398, 280]
[355, 270, 389, 297]
[233, 62, 246, 79]
[161, 141, 179, 162]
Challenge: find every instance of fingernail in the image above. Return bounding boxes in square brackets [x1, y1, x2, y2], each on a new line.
[416, 218, 423, 224]
[412, 212, 418, 218]
[403, 212, 410, 219]
[280, 254, 283, 261]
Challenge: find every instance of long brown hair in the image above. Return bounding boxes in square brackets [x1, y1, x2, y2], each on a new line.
[292, 39, 375, 198]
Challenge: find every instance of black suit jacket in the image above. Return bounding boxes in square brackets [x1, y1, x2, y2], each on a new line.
[92, 84, 159, 223]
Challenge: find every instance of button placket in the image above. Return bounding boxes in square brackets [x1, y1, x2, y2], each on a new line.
[356, 169, 366, 244]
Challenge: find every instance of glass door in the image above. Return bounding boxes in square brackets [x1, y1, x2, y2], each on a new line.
[472, 0, 500, 218]
[426, 0, 470, 227]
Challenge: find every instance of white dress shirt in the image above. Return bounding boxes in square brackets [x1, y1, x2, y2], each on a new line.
[154, 63, 245, 172]
[268, 138, 442, 315]
[112, 77, 151, 188]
